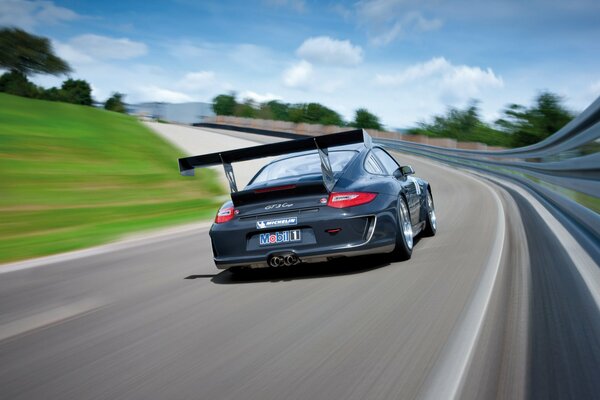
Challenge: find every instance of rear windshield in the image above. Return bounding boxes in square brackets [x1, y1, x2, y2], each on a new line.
[251, 150, 357, 184]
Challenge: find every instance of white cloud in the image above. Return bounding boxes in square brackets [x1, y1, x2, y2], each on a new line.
[168, 42, 214, 60]
[53, 40, 94, 64]
[35, 1, 79, 24]
[53, 35, 148, 73]
[356, 0, 442, 45]
[67, 34, 147, 61]
[375, 57, 503, 100]
[375, 57, 450, 85]
[332, 4, 352, 20]
[133, 86, 194, 103]
[441, 64, 504, 98]
[356, 0, 398, 22]
[55, 35, 147, 66]
[282, 60, 313, 88]
[177, 71, 216, 91]
[167, 42, 283, 76]
[409, 11, 443, 31]
[370, 22, 404, 46]
[240, 91, 282, 103]
[296, 36, 363, 66]
[0, 0, 79, 30]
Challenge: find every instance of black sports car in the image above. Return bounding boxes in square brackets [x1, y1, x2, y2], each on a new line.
[178, 129, 436, 272]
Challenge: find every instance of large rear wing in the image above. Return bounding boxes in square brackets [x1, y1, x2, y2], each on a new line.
[178, 129, 372, 193]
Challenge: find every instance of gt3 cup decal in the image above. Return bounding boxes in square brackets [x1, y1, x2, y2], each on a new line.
[257, 217, 298, 230]
[264, 203, 294, 210]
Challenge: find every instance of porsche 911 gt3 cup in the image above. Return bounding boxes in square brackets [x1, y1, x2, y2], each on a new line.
[178, 129, 436, 273]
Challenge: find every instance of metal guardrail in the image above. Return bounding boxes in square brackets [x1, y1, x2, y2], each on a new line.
[378, 96, 600, 262]
[417, 96, 600, 158]
[494, 96, 600, 156]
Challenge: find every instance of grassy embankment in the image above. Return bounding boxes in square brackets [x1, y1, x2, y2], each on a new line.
[0, 93, 224, 263]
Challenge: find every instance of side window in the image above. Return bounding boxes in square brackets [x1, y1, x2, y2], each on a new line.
[364, 152, 384, 175]
[373, 148, 400, 175]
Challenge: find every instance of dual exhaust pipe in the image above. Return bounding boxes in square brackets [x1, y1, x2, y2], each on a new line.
[268, 253, 300, 268]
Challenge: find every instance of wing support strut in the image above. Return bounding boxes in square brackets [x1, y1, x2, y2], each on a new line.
[178, 129, 372, 194]
[314, 138, 335, 192]
[220, 154, 238, 193]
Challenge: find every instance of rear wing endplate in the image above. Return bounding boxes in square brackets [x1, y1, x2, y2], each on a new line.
[178, 129, 372, 193]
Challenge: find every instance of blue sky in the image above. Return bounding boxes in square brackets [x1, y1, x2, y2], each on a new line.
[1, 0, 599, 127]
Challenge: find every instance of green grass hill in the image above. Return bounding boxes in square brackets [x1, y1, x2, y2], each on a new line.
[0, 93, 223, 263]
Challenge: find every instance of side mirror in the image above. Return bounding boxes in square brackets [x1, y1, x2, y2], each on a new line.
[394, 165, 415, 179]
[400, 165, 415, 176]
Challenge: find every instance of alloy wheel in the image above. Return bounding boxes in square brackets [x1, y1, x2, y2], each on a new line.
[399, 200, 413, 250]
[427, 192, 437, 231]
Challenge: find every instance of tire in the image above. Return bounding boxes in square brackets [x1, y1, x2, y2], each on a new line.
[422, 189, 437, 237]
[393, 197, 413, 260]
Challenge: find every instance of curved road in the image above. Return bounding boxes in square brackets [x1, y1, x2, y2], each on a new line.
[0, 124, 597, 399]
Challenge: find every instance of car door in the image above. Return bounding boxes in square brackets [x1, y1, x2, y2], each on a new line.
[372, 147, 421, 226]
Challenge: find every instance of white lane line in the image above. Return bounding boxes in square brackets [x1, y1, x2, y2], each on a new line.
[0, 222, 212, 274]
[0, 299, 104, 342]
[421, 178, 507, 400]
[483, 175, 600, 310]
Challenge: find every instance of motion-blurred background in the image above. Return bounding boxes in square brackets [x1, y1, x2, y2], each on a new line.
[0, 0, 598, 263]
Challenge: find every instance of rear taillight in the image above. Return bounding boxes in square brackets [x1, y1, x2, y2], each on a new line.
[215, 206, 236, 224]
[327, 192, 377, 208]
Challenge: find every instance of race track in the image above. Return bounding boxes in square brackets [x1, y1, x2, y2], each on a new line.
[1, 124, 597, 400]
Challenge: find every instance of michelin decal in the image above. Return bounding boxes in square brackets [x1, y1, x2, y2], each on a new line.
[256, 217, 298, 230]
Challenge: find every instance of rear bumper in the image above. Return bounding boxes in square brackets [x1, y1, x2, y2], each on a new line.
[212, 212, 397, 269]
[214, 242, 396, 269]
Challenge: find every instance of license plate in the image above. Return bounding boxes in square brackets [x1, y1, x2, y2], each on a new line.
[259, 230, 301, 246]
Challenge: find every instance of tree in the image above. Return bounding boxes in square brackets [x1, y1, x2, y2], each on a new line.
[104, 92, 126, 113]
[264, 100, 290, 121]
[352, 108, 383, 130]
[409, 101, 511, 147]
[305, 103, 344, 126]
[424, 102, 481, 138]
[0, 28, 71, 76]
[40, 86, 63, 101]
[0, 70, 40, 97]
[288, 104, 306, 123]
[212, 93, 237, 115]
[256, 102, 274, 120]
[0, 73, 95, 106]
[495, 91, 574, 147]
[287, 102, 344, 125]
[60, 79, 92, 105]
[235, 98, 257, 118]
[319, 111, 344, 126]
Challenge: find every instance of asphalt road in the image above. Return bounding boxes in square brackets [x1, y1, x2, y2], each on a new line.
[1, 125, 597, 400]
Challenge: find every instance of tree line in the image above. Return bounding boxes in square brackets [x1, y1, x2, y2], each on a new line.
[214, 91, 575, 148]
[0, 28, 125, 112]
[409, 92, 575, 148]
[212, 93, 384, 130]
[1, 27, 576, 148]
